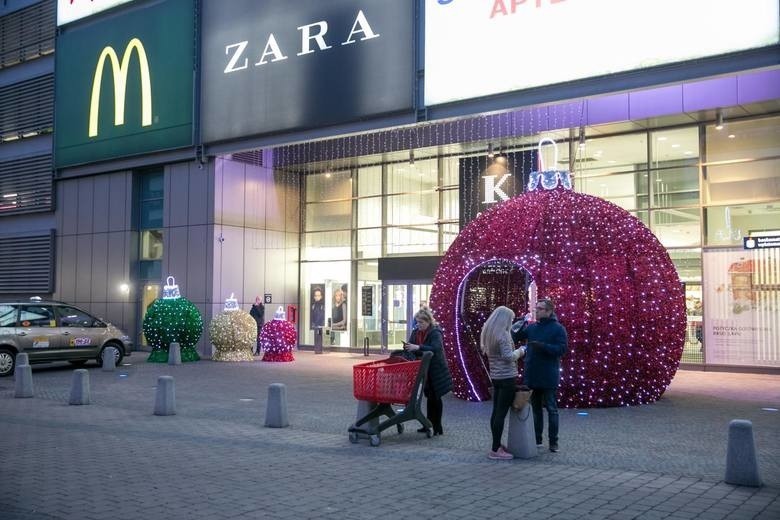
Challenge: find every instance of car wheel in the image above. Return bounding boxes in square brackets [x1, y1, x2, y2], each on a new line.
[98, 344, 124, 367]
[0, 348, 14, 377]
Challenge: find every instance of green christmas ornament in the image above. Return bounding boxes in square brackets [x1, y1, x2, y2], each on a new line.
[144, 276, 203, 363]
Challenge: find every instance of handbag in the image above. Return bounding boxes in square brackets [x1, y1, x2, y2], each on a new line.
[512, 385, 532, 411]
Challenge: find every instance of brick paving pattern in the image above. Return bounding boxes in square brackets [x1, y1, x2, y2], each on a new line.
[1, 352, 778, 519]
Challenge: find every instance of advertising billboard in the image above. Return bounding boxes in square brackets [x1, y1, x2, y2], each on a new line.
[57, 0, 138, 26]
[201, 0, 415, 143]
[425, 0, 780, 106]
[54, 0, 194, 168]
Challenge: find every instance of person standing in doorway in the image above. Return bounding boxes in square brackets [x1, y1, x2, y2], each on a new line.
[512, 298, 568, 452]
[481, 305, 526, 460]
[250, 297, 265, 355]
[403, 308, 452, 436]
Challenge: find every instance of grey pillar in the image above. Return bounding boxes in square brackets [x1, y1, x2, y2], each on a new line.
[102, 346, 117, 371]
[356, 400, 379, 431]
[168, 342, 182, 365]
[725, 419, 762, 487]
[154, 376, 176, 416]
[265, 383, 289, 428]
[14, 352, 29, 373]
[69, 369, 91, 405]
[14, 364, 34, 398]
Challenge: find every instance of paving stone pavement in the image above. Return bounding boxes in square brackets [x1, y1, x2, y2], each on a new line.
[0, 351, 778, 520]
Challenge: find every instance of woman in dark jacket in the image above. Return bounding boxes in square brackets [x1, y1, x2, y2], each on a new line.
[403, 307, 453, 436]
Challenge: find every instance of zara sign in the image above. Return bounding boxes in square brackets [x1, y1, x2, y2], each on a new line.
[201, 0, 415, 143]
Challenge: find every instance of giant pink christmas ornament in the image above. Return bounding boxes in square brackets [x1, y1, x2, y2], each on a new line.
[260, 306, 297, 362]
[430, 140, 686, 407]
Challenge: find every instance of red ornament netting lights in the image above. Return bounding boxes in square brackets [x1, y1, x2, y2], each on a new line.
[430, 186, 686, 408]
[260, 318, 297, 362]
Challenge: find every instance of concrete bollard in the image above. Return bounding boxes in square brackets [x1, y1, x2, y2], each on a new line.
[14, 364, 34, 398]
[154, 376, 176, 416]
[14, 352, 29, 376]
[102, 346, 117, 371]
[265, 383, 289, 428]
[168, 342, 182, 365]
[725, 419, 762, 487]
[69, 369, 91, 405]
[507, 405, 538, 459]
[356, 400, 379, 431]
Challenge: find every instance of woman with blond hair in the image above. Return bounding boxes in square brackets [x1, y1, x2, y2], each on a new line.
[402, 307, 452, 435]
[481, 305, 526, 460]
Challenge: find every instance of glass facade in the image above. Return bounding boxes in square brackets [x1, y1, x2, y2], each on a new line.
[293, 113, 780, 368]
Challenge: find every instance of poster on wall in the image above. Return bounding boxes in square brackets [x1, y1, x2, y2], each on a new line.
[310, 283, 325, 330]
[331, 282, 348, 331]
[424, 0, 780, 106]
[702, 248, 780, 367]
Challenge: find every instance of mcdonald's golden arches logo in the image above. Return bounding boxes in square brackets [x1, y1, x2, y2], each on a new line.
[88, 37, 152, 137]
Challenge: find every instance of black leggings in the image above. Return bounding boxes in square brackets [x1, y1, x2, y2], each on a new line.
[425, 388, 443, 431]
[490, 378, 516, 452]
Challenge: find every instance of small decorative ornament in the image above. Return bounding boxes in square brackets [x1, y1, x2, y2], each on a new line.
[224, 293, 240, 312]
[209, 293, 255, 362]
[260, 307, 296, 362]
[162, 276, 182, 299]
[144, 275, 203, 363]
[430, 138, 686, 408]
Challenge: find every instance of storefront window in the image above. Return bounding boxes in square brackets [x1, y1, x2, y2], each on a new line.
[357, 260, 381, 348]
[669, 248, 703, 364]
[300, 260, 351, 346]
[305, 201, 351, 232]
[302, 231, 351, 261]
[651, 208, 700, 248]
[704, 203, 780, 246]
[140, 230, 163, 260]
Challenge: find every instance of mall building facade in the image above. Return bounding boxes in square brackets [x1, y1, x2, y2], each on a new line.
[1, 0, 779, 371]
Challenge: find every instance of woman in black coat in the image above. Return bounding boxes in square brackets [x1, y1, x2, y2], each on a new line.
[403, 307, 453, 435]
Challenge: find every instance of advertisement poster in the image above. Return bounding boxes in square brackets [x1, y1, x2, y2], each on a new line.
[702, 248, 779, 366]
[331, 282, 348, 331]
[424, 0, 779, 106]
[310, 283, 325, 330]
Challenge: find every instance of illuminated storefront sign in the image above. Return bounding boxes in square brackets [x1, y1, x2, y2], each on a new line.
[55, 0, 193, 167]
[201, 0, 415, 143]
[57, 0, 136, 26]
[424, 0, 780, 106]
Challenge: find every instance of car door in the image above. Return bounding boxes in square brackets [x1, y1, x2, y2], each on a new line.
[55, 305, 106, 359]
[16, 304, 61, 360]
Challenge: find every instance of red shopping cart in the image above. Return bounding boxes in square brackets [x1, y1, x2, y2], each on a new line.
[348, 352, 433, 446]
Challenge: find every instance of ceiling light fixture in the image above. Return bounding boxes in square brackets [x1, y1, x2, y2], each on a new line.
[487, 143, 494, 159]
[715, 109, 724, 130]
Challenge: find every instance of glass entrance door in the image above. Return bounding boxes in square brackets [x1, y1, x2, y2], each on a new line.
[382, 281, 432, 349]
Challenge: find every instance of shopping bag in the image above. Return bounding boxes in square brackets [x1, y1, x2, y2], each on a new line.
[512, 385, 532, 411]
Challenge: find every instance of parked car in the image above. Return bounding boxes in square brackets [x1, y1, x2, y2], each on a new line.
[0, 297, 133, 377]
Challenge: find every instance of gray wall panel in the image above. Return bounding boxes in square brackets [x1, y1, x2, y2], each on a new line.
[60, 180, 79, 235]
[58, 234, 78, 302]
[185, 225, 208, 304]
[168, 162, 189, 228]
[108, 173, 131, 232]
[76, 178, 94, 234]
[166, 226, 190, 296]
[75, 234, 92, 302]
[243, 229, 265, 305]
[218, 159, 246, 227]
[90, 232, 108, 302]
[244, 163, 266, 229]
[106, 232, 128, 288]
[92, 175, 110, 233]
[187, 163, 209, 226]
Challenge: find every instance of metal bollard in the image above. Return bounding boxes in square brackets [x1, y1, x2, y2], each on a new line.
[69, 369, 91, 405]
[154, 376, 176, 416]
[15, 352, 29, 374]
[265, 383, 289, 428]
[14, 364, 34, 398]
[314, 327, 323, 354]
[356, 399, 379, 432]
[168, 342, 182, 365]
[102, 346, 117, 371]
[363, 337, 369, 356]
[725, 419, 762, 486]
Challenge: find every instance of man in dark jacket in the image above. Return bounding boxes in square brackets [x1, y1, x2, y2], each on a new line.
[512, 298, 568, 452]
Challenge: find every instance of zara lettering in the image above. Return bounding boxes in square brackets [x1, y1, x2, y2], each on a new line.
[224, 10, 379, 74]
